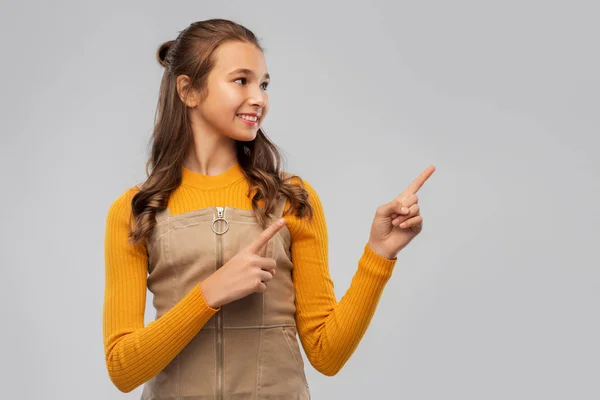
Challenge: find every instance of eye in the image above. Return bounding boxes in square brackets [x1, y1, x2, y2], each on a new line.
[234, 77, 247, 85]
[260, 82, 269, 91]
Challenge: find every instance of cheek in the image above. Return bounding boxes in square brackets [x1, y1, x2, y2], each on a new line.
[208, 83, 241, 110]
[224, 85, 246, 105]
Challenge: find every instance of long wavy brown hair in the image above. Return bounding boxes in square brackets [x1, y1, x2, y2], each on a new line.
[130, 19, 313, 246]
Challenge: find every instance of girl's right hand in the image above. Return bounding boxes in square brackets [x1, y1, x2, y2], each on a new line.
[199, 218, 287, 309]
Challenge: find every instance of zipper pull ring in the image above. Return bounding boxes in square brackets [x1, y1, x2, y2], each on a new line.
[212, 206, 229, 235]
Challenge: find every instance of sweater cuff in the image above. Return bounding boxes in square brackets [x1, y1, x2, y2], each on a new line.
[359, 243, 397, 282]
[194, 284, 221, 313]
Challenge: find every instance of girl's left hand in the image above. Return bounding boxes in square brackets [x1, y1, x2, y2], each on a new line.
[367, 166, 436, 260]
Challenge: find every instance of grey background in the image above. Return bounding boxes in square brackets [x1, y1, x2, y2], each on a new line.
[1, 0, 598, 399]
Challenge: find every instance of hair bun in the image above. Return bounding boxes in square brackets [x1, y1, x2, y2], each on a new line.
[157, 40, 175, 67]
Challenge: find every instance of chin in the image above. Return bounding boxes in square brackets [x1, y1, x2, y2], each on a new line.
[232, 129, 259, 142]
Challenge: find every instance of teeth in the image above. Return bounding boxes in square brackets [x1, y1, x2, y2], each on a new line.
[238, 115, 258, 122]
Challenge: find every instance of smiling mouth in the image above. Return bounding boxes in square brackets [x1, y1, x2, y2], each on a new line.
[237, 114, 259, 122]
[236, 114, 259, 126]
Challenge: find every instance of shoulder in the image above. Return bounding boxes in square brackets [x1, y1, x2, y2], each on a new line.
[283, 172, 325, 230]
[279, 170, 321, 204]
[279, 171, 325, 237]
[279, 169, 317, 192]
[106, 185, 141, 221]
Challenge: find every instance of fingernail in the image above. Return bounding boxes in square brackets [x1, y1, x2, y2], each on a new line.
[278, 218, 286, 225]
[401, 207, 409, 214]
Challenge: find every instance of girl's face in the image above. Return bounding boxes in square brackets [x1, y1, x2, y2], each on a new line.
[194, 41, 270, 142]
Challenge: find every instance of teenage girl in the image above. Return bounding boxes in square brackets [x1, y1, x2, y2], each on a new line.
[103, 18, 435, 399]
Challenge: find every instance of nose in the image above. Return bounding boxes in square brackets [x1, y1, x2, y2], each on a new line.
[248, 85, 267, 107]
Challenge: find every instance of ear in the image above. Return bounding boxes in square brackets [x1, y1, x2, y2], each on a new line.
[176, 74, 199, 108]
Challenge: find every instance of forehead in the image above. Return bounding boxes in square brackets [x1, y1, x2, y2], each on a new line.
[211, 41, 268, 76]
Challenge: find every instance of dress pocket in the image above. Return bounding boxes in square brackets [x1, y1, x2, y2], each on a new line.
[281, 327, 309, 387]
[258, 326, 310, 398]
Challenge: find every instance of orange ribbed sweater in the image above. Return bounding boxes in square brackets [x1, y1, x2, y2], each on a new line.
[103, 163, 397, 393]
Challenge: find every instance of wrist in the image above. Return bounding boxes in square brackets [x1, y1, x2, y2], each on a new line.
[367, 241, 396, 260]
[199, 279, 220, 309]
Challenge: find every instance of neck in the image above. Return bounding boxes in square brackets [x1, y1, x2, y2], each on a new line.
[184, 114, 238, 176]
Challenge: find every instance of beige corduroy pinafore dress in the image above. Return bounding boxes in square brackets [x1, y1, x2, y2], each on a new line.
[140, 189, 311, 400]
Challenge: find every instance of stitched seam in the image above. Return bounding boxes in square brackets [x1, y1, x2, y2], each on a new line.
[152, 219, 285, 246]
[156, 205, 242, 222]
[214, 324, 296, 330]
[281, 327, 307, 384]
[214, 319, 218, 394]
[150, 221, 212, 247]
[256, 259, 265, 398]
[255, 323, 263, 399]
[164, 218, 181, 398]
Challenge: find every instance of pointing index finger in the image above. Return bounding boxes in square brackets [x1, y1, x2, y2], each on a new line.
[406, 165, 436, 194]
[246, 218, 286, 254]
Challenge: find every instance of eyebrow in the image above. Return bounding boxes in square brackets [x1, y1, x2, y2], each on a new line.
[229, 68, 270, 80]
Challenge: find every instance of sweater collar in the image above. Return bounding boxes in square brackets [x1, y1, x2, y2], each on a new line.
[181, 162, 246, 189]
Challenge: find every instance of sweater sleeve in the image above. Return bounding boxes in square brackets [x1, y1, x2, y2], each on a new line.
[102, 187, 220, 393]
[284, 178, 398, 376]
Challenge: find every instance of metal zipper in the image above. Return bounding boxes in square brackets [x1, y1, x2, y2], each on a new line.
[213, 206, 227, 400]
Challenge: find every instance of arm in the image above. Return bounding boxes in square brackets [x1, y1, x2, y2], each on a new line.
[103, 188, 219, 393]
[285, 179, 397, 376]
